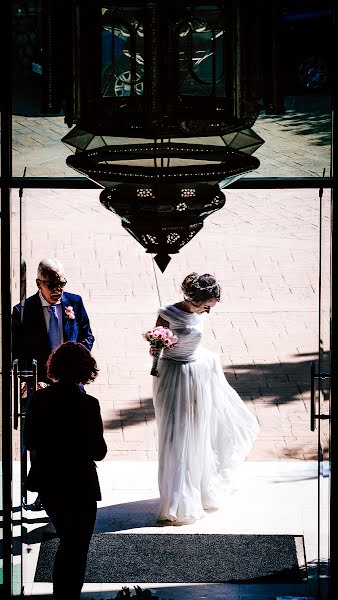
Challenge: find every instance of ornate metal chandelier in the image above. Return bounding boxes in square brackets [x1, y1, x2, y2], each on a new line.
[60, 1, 274, 270]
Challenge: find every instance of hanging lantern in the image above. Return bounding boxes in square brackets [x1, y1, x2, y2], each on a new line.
[61, 1, 270, 270]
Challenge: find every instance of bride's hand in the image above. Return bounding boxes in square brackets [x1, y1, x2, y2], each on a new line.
[149, 347, 161, 357]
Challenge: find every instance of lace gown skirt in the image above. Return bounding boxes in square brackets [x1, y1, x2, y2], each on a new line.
[153, 347, 259, 523]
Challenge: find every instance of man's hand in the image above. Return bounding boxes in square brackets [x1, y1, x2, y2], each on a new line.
[21, 381, 49, 399]
[37, 381, 49, 390]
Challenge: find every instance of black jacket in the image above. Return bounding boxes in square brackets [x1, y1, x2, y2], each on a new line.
[23, 382, 107, 500]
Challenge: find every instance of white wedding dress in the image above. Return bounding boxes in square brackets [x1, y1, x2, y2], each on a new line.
[153, 304, 260, 524]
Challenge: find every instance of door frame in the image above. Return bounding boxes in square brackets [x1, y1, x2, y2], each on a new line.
[1, 184, 335, 598]
[1, 6, 336, 600]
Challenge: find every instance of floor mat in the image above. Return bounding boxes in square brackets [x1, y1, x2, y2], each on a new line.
[35, 533, 307, 583]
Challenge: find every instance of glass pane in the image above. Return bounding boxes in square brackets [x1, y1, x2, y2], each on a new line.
[318, 186, 331, 595]
[250, 94, 332, 178]
[12, 0, 43, 118]
[12, 2, 332, 180]
[178, 18, 225, 97]
[0, 187, 25, 595]
[101, 10, 144, 98]
[11, 191, 26, 597]
[11, 93, 332, 179]
[282, 1, 332, 95]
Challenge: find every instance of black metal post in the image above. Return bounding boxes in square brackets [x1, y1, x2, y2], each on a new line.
[0, 0, 13, 597]
[329, 59, 336, 600]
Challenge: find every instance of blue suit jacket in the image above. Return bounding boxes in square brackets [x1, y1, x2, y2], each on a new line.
[12, 291, 94, 382]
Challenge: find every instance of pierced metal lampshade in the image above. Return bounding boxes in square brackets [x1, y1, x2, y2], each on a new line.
[100, 182, 226, 272]
[64, 137, 259, 270]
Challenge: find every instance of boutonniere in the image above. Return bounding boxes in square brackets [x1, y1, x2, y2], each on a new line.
[65, 305, 75, 320]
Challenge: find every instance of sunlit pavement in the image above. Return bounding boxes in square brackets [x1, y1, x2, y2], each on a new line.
[23, 460, 328, 599]
[13, 185, 330, 463]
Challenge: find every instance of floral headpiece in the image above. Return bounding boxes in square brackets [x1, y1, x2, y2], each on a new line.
[192, 275, 218, 291]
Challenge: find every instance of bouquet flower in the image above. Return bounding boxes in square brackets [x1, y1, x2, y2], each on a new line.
[142, 326, 178, 376]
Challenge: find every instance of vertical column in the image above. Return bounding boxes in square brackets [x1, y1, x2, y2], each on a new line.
[0, 0, 13, 595]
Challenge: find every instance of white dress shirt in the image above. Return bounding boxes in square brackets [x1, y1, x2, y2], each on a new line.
[39, 291, 64, 344]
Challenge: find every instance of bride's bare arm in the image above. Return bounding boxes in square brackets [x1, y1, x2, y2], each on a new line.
[156, 315, 169, 328]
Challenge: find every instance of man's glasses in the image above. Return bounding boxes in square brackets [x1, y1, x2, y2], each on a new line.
[37, 279, 67, 290]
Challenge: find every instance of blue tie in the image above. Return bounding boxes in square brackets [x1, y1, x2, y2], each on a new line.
[48, 305, 61, 350]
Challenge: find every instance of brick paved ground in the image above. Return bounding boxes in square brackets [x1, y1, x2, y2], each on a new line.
[9, 93, 331, 463]
[10, 181, 331, 462]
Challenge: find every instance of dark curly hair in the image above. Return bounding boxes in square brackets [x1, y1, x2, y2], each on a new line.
[46, 341, 99, 384]
[181, 272, 221, 304]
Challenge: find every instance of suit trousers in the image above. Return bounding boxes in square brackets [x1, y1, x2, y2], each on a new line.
[40, 493, 97, 600]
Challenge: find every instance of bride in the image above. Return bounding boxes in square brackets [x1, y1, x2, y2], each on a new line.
[152, 272, 259, 525]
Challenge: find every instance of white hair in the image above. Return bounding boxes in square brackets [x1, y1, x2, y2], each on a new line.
[37, 258, 64, 279]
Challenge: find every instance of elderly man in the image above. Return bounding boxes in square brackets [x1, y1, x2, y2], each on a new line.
[12, 257, 95, 509]
[12, 257, 94, 386]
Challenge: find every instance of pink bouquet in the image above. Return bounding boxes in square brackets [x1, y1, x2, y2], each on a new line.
[142, 326, 178, 376]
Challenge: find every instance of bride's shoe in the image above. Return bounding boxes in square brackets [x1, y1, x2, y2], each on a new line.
[157, 515, 197, 526]
[203, 506, 219, 513]
[173, 517, 197, 526]
[156, 518, 174, 526]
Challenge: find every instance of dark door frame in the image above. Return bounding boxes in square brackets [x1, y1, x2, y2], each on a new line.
[2, 179, 336, 600]
[1, 7, 336, 600]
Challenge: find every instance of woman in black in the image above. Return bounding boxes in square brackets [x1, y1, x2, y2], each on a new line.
[24, 341, 107, 600]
